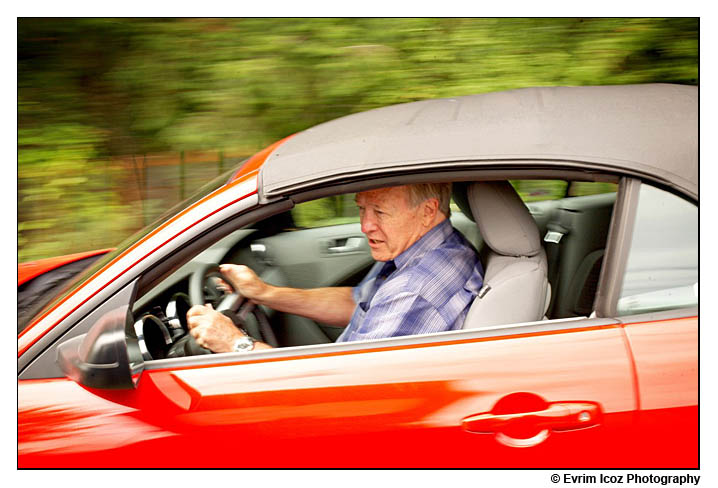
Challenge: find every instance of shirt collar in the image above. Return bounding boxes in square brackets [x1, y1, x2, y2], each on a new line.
[392, 218, 453, 271]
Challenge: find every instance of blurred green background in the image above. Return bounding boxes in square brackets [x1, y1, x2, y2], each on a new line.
[18, 18, 698, 262]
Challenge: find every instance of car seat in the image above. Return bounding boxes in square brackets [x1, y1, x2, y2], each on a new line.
[462, 181, 550, 328]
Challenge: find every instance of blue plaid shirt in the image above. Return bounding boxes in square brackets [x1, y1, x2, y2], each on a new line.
[336, 219, 484, 342]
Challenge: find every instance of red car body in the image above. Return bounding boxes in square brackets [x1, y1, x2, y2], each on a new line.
[19, 317, 697, 468]
[18, 85, 698, 468]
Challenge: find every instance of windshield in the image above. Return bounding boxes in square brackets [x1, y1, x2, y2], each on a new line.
[19, 164, 246, 333]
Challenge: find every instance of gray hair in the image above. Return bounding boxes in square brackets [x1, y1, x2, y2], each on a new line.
[405, 183, 452, 218]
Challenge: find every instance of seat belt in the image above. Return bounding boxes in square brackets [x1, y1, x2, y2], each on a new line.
[544, 222, 568, 317]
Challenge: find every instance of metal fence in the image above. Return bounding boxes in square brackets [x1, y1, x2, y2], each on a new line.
[118, 150, 247, 226]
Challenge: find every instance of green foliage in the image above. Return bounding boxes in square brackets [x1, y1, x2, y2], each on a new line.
[510, 180, 569, 202]
[18, 18, 698, 260]
[18, 123, 136, 261]
[509, 180, 618, 203]
[569, 182, 618, 197]
[292, 194, 360, 229]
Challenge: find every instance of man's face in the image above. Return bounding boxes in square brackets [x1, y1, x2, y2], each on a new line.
[356, 186, 426, 261]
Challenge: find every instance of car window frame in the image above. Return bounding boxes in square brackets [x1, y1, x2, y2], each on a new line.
[122, 169, 630, 370]
[593, 177, 641, 318]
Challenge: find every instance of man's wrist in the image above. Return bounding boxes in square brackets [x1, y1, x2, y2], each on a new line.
[255, 283, 275, 306]
[232, 334, 256, 353]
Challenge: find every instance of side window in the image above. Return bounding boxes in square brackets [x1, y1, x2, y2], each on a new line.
[510, 180, 568, 202]
[617, 184, 698, 315]
[291, 194, 359, 229]
[510, 179, 618, 202]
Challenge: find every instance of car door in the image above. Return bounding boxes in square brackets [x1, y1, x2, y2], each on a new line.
[125, 316, 635, 468]
[19, 315, 635, 468]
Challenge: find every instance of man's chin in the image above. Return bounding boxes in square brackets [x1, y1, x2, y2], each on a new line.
[369, 249, 391, 262]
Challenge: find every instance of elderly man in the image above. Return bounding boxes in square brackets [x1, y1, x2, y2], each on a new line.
[187, 183, 484, 353]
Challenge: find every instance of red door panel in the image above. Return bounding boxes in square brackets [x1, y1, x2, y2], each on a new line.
[623, 316, 698, 468]
[20, 323, 639, 468]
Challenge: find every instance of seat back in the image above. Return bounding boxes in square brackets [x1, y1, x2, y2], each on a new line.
[545, 192, 616, 318]
[463, 181, 549, 329]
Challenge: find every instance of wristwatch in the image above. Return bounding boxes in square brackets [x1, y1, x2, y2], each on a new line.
[232, 334, 256, 353]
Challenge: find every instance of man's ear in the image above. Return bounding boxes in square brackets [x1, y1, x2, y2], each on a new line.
[421, 198, 440, 227]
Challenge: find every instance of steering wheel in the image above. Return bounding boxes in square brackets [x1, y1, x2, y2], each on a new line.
[168, 263, 279, 357]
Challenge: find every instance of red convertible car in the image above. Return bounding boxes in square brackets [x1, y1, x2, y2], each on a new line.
[18, 84, 698, 468]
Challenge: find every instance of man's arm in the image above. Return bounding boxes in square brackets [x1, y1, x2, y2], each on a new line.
[220, 264, 356, 327]
[186, 264, 358, 354]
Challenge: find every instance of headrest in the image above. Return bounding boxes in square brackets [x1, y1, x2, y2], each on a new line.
[467, 181, 541, 257]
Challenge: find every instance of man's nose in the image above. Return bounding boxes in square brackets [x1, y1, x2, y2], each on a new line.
[360, 212, 378, 234]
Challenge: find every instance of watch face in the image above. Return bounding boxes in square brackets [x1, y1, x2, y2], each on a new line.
[233, 336, 254, 352]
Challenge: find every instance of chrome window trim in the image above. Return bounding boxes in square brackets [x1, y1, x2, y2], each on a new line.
[142, 315, 619, 371]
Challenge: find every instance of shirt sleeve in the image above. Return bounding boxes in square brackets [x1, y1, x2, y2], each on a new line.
[349, 291, 451, 341]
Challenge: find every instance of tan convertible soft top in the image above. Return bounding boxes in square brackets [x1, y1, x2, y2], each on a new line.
[259, 84, 697, 199]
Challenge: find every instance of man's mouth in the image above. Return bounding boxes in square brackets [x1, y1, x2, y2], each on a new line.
[368, 238, 383, 247]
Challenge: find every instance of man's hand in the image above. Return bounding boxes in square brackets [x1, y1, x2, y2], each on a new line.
[186, 304, 244, 353]
[219, 264, 268, 302]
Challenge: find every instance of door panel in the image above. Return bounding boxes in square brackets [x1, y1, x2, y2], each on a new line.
[136, 323, 637, 468]
[20, 321, 641, 467]
[258, 223, 373, 289]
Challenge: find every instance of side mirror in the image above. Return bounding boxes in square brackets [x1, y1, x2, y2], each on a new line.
[56, 305, 143, 389]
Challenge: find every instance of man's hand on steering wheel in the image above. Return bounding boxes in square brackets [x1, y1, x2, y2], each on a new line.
[184, 263, 278, 353]
[186, 304, 245, 353]
[218, 264, 268, 303]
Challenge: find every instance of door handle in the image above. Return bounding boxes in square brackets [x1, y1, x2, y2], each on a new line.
[326, 237, 364, 254]
[462, 401, 601, 448]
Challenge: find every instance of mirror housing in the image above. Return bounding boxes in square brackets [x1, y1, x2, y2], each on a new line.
[57, 305, 143, 389]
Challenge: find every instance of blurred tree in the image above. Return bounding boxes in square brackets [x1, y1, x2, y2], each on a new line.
[18, 18, 698, 261]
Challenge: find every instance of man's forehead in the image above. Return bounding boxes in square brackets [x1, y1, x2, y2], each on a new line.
[356, 185, 408, 204]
